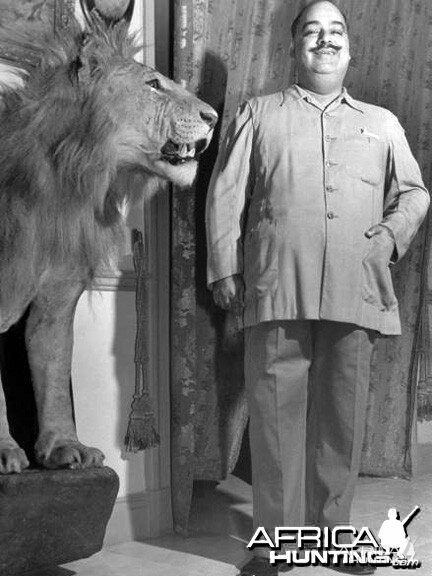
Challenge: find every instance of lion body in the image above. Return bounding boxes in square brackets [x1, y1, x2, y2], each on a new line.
[0, 18, 216, 473]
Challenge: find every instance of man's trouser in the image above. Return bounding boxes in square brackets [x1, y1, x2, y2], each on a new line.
[244, 319, 376, 542]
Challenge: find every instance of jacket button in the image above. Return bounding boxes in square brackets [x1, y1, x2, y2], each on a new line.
[325, 135, 332, 142]
[327, 212, 336, 219]
[326, 185, 334, 192]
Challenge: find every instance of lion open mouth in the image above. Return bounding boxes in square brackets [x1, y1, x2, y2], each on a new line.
[160, 139, 209, 165]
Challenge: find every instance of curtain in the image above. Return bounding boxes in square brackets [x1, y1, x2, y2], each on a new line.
[170, 0, 432, 534]
[418, 294, 432, 421]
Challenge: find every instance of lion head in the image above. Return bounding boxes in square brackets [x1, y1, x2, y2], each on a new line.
[74, 22, 217, 189]
[0, 19, 217, 274]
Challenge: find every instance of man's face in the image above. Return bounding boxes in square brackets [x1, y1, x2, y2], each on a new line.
[293, 1, 350, 85]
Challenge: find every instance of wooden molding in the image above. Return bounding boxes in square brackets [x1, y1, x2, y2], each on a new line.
[104, 486, 172, 544]
[90, 271, 137, 292]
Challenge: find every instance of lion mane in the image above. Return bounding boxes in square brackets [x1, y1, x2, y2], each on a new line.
[0, 23, 146, 289]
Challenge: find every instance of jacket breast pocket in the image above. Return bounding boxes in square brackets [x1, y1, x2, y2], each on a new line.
[342, 136, 385, 187]
[244, 226, 278, 299]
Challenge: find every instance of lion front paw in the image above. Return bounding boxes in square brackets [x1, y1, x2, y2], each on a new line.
[0, 441, 30, 474]
[36, 441, 105, 470]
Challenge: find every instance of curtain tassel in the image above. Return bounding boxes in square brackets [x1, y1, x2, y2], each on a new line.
[124, 229, 160, 452]
[124, 366, 160, 451]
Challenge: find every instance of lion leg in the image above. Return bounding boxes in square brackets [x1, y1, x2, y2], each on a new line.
[26, 280, 105, 470]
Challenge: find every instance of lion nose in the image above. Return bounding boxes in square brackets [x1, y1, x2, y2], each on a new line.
[200, 109, 218, 129]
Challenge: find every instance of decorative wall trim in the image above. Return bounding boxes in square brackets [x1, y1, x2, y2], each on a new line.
[90, 271, 137, 292]
[104, 487, 172, 545]
[98, 0, 172, 543]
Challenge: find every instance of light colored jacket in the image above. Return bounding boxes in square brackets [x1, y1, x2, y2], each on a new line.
[206, 85, 429, 335]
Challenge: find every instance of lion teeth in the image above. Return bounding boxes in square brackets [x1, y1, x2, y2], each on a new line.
[178, 144, 196, 158]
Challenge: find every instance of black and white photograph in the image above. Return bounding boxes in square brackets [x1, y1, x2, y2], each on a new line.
[0, 1, 431, 575]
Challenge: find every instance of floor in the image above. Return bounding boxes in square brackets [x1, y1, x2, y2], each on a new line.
[28, 461, 432, 576]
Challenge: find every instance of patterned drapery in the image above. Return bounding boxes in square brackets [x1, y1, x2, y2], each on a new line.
[0, 0, 56, 26]
[418, 297, 432, 421]
[0, 1, 75, 30]
[171, 0, 432, 533]
[0, 1, 75, 68]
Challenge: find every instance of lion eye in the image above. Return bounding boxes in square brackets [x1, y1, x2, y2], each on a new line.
[146, 79, 161, 90]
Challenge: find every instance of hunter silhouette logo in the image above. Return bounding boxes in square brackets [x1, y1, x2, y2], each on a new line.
[378, 506, 420, 561]
[248, 506, 422, 569]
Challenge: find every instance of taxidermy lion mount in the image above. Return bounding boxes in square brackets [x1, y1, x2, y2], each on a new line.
[0, 17, 217, 474]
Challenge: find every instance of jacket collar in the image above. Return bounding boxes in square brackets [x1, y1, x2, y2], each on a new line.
[281, 84, 364, 113]
[341, 90, 365, 113]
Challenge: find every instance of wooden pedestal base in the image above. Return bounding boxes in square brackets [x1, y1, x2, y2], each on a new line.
[0, 466, 119, 576]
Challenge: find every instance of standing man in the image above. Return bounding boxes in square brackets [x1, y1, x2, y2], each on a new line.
[206, 2, 429, 575]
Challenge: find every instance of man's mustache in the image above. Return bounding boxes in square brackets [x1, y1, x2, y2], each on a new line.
[311, 43, 342, 53]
